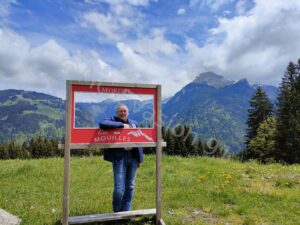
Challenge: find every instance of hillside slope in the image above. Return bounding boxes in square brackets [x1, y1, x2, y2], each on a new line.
[0, 89, 65, 143]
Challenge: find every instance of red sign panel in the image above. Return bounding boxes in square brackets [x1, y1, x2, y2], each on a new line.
[70, 83, 157, 144]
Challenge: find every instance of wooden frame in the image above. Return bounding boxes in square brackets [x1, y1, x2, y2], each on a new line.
[62, 80, 166, 225]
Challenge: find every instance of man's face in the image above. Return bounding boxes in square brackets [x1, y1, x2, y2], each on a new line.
[116, 105, 128, 121]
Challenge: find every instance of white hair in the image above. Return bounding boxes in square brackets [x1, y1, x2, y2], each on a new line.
[116, 103, 129, 112]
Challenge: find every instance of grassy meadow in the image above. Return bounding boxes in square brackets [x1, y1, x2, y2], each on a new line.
[0, 156, 299, 225]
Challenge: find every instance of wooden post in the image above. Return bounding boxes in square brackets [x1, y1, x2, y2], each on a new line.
[62, 81, 72, 225]
[156, 85, 162, 225]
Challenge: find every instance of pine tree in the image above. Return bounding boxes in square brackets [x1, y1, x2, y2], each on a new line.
[173, 125, 187, 156]
[248, 116, 276, 163]
[7, 140, 24, 159]
[0, 143, 9, 159]
[183, 125, 194, 156]
[275, 61, 300, 163]
[244, 87, 273, 159]
[196, 138, 204, 156]
[29, 137, 37, 158]
[168, 129, 177, 155]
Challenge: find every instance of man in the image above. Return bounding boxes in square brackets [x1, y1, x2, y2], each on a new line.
[99, 103, 143, 212]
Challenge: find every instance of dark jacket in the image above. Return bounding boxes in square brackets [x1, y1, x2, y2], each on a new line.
[99, 116, 143, 163]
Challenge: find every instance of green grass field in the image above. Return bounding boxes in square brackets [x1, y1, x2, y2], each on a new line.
[0, 156, 299, 225]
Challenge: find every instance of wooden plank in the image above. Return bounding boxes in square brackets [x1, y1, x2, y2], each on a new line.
[159, 219, 166, 225]
[156, 84, 163, 225]
[62, 81, 72, 225]
[69, 80, 158, 88]
[68, 209, 156, 224]
[58, 142, 167, 150]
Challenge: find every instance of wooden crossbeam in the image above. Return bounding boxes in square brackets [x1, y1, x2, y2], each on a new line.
[58, 142, 167, 150]
[68, 209, 156, 224]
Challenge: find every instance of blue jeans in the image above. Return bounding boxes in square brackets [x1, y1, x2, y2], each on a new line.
[112, 150, 138, 212]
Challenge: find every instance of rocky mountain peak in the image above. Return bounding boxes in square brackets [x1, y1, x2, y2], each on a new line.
[192, 72, 234, 88]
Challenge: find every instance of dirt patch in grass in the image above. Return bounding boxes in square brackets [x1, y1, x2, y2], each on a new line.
[181, 208, 234, 224]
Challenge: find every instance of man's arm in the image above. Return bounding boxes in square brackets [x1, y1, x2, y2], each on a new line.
[99, 117, 125, 129]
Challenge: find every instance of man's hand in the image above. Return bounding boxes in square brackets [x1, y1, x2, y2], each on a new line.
[123, 124, 130, 128]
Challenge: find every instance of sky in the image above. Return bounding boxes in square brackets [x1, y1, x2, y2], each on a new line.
[1, 0, 300, 99]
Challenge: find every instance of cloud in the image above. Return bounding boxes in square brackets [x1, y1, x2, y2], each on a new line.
[209, 0, 232, 12]
[0, 0, 16, 23]
[130, 28, 179, 56]
[235, 0, 248, 15]
[85, 0, 152, 7]
[0, 27, 183, 99]
[117, 42, 169, 78]
[81, 11, 122, 41]
[184, 0, 300, 85]
[110, 27, 194, 97]
[122, 0, 151, 6]
[116, 41, 186, 97]
[177, 8, 186, 15]
[0, 28, 124, 98]
[80, 3, 142, 42]
[189, 0, 233, 12]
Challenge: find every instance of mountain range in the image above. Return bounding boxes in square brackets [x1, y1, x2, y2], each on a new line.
[0, 72, 278, 152]
[163, 72, 277, 152]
